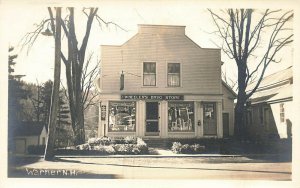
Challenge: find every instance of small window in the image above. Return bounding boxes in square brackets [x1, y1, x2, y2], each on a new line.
[168, 63, 180, 87]
[280, 103, 285, 123]
[143, 62, 156, 86]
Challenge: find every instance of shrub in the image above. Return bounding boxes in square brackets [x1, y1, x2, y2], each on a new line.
[190, 144, 205, 153]
[171, 142, 205, 154]
[99, 136, 112, 146]
[171, 142, 182, 154]
[124, 136, 136, 144]
[113, 144, 134, 154]
[27, 145, 46, 155]
[102, 146, 116, 154]
[88, 136, 111, 146]
[75, 137, 148, 155]
[181, 144, 191, 153]
[88, 138, 98, 146]
[76, 143, 90, 150]
[136, 138, 148, 154]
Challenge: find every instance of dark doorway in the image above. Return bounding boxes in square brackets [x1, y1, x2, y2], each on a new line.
[145, 102, 159, 136]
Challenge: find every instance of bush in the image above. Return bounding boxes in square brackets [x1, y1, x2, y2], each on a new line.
[74, 137, 148, 155]
[136, 137, 148, 154]
[181, 144, 191, 153]
[171, 142, 182, 154]
[171, 142, 205, 154]
[190, 144, 205, 153]
[27, 145, 46, 155]
[88, 136, 111, 146]
[100, 136, 112, 146]
[103, 146, 116, 154]
[124, 136, 136, 144]
[76, 143, 90, 150]
[113, 144, 134, 154]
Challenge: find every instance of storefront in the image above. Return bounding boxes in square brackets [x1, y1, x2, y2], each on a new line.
[96, 24, 236, 139]
[98, 94, 226, 139]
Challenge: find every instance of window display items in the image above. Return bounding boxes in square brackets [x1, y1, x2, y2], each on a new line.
[108, 102, 136, 132]
[168, 102, 194, 132]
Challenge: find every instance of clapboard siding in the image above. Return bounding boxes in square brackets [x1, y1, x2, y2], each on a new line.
[100, 25, 221, 94]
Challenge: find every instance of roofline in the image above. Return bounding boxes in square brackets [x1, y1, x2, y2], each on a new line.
[222, 80, 237, 97]
[138, 24, 186, 28]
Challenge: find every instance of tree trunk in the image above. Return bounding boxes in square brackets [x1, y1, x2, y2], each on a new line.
[234, 64, 248, 140]
[44, 7, 61, 161]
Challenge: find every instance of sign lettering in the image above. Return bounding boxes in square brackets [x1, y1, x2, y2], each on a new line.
[121, 94, 184, 101]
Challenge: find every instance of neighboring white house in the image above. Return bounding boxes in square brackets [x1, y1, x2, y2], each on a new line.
[95, 24, 236, 139]
[246, 66, 293, 139]
[13, 122, 47, 154]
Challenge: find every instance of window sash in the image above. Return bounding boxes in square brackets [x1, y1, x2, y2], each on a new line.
[167, 63, 180, 87]
[143, 62, 156, 86]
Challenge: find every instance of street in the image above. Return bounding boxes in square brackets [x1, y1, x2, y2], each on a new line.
[8, 156, 291, 180]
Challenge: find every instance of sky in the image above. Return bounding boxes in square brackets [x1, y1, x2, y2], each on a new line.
[0, 0, 294, 86]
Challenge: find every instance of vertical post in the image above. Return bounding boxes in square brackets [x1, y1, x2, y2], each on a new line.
[44, 7, 61, 161]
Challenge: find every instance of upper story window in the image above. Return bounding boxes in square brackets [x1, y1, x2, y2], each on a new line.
[168, 63, 180, 87]
[143, 62, 156, 86]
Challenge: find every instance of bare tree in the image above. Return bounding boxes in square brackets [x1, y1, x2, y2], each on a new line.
[208, 9, 293, 138]
[81, 53, 100, 111]
[20, 7, 123, 145]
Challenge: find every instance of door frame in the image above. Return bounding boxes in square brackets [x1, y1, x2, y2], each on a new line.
[144, 101, 160, 137]
[202, 102, 217, 136]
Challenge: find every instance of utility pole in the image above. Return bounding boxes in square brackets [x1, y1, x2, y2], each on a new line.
[44, 7, 61, 161]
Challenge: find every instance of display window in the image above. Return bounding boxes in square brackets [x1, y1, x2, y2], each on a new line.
[108, 101, 136, 132]
[168, 102, 194, 132]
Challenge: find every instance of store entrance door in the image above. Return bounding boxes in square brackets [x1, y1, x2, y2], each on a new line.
[203, 102, 217, 135]
[145, 102, 159, 136]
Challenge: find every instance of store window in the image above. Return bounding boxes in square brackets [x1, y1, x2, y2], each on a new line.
[168, 102, 194, 132]
[280, 103, 285, 123]
[167, 63, 180, 87]
[108, 101, 136, 132]
[143, 62, 156, 86]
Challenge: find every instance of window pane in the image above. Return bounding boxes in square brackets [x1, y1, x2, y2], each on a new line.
[143, 74, 156, 86]
[204, 103, 215, 120]
[143, 62, 156, 86]
[108, 101, 136, 132]
[144, 62, 156, 73]
[168, 102, 194, 132]
[168, 63, 180, 87]
[168, 63, 180, 73]
[168, 74, 180, 87]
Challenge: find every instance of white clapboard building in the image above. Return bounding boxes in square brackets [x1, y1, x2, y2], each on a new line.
[95, 24, 236, 139]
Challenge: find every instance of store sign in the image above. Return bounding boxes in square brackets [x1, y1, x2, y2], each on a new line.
[121, 94, 184, 101]
[101, 105, 106, 120]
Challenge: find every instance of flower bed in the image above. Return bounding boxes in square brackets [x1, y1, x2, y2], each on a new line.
[57, 136, 148, 155]
[171, 142, 205, 154]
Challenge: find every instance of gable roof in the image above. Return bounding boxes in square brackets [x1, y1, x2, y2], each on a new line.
[248, 66, 293, 104]
[247, 66, 292, 92]
[14, 122, 46, 137]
